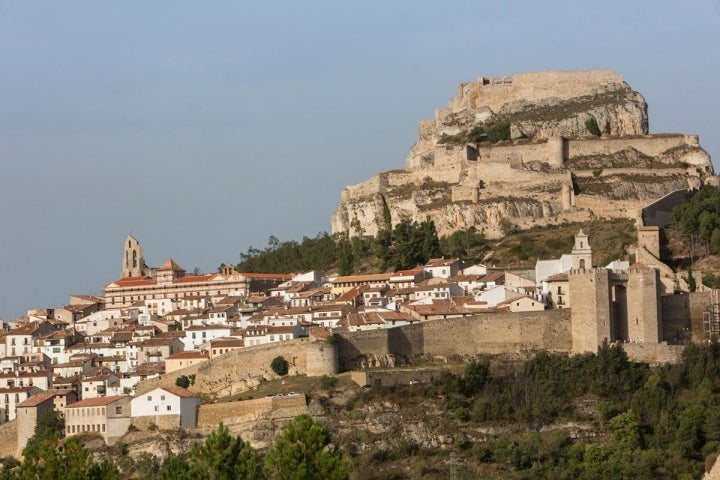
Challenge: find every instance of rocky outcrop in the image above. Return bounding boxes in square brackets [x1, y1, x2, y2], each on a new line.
[332, 70, 715, 239]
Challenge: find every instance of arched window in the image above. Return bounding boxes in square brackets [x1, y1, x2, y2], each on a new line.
[579, 259, 586, 269]
[133, 250, 138, 268]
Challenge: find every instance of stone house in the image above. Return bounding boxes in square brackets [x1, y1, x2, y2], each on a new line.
[165, 350, 210, 373]
[0, 386, 42, 423]
[80, 373, 121, 399]
[64, 395, 131, 445]
[130, 386, 200, 430]
[16, 389, 78, 454]
[497, 294, 546, 312]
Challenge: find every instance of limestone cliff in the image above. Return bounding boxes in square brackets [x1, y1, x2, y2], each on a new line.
[332, 70, 715, 239]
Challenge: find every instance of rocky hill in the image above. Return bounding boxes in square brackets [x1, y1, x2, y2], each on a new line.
[332, 70, 716, 239]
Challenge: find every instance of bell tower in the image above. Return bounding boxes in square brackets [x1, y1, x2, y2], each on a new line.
[122, 235, 150, 278]
[571, 230, 593, 270]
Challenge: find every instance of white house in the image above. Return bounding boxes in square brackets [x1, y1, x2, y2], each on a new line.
[130, 386, 200, 429]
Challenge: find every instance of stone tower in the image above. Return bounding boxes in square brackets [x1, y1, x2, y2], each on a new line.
[569, 268, 612, 353]
[122, 235, 151, 278]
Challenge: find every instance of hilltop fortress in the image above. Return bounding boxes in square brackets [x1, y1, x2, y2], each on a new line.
[332, 70, 715, 238]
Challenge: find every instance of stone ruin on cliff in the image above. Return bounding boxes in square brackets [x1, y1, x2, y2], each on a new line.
[332, 70, 716, 239]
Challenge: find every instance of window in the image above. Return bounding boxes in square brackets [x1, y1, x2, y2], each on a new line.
[154, 406, 159, 412]
[166, 405, 171, 411]
[115, 406, 122, 415]
[160, 395, 165, 401]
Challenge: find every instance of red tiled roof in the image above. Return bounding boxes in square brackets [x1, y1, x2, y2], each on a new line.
[159, 258, 185, 271]
[166, 351, 209, 360]
[160, 386, 199, 398]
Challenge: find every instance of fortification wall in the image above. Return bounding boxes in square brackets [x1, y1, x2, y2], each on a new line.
[132, 414, 181, 431]
[335, 309, 572, 370]
[622, 343, 684, 365]
[197, 395, 306, 428]
[447, 70, 624, 114]
[689, 290, 713, 341]
[0, 420, 16, 457]
[136, 339, 334, 397]
[478, 139, 556, 167]
[661, 294, 692, 343]
[567, 135, 687, 160]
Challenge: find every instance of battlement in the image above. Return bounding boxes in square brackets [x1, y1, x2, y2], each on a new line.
[446, 70, 625, 115]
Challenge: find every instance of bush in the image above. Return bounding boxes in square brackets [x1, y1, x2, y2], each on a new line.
[175, 375, 190, 388]
[487, 121, 511, 143]
[592, 168, 603, 178]
[586, 117, 601, 136]
[320, 375, 338, 390]
[271, 356, 289, 376]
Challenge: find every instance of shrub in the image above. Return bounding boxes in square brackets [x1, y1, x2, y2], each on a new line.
[271, 356, 289, 376]
[592, 168, 603, 178]
[175, 375, 190, 388]
[487, 121, 511, 143]
[320, 375, 338, 390]
[586, 117, 601, 136]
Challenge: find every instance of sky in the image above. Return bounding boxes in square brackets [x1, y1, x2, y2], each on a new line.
[0, 1, 719, 320]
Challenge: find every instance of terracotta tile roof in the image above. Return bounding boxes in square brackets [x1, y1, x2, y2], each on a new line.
[425, 257, 460, 267]
[240, 272, 293, 280]
[546, 273, 569, 282]
[166, 351, 209, 360]
[160, 386, 199, 398]
[332, 273, 392, 284]
[113, 277, 155, 287]
[159, 258, 185, 271]
[209, 338, 244, 348]
[66, 395, 128, 408]
[17, 390, 58, 408]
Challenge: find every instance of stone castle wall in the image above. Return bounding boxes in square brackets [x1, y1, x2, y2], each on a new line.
[197, 395, 306, 428]
[335, 309, 573, 370]
[136, 339, 336, 397]
[132, 414, 181, 431]
[443, 70, 624, 117]
[0, 420, 17, 457]
[567, 135, 690, 160]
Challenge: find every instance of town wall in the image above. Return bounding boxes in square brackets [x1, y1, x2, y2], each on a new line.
[0, 420, 17, 457]
[136, 339, 334, 397]
[445, 70, 624, 115]
[622, 343, 684, 365]
[197, 395, 306, 428]
[689, 290, 713, 341]
[569, 269, 612, 353]
[132, 414, 181, 431]
[627, 268, 662, 343]
[661, 294, 692, 343]
[350, 369, 443, 387]
[335, 309, 573, 370]
[567, 135, 688, 160]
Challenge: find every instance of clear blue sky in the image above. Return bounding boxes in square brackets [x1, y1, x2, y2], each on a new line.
[1, 1, 718, 320]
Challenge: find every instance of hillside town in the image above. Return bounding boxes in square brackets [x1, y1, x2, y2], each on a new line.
[2, 222, 695, 457]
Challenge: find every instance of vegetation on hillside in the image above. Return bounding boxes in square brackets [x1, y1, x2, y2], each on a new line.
[438, 120, 512, 145]
[669, 186, 720, 261]
[7, 343, 720, 478]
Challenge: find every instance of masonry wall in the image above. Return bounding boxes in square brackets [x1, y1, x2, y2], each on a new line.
[567, 135, 688, 159]
[627, 268, 662, 343]
[623, 343, 684, 365]
[661, 294, 692, 343]
[0, 420, 17, 458]
[132, 414, 181, 431]
[569, 269, 612, 353]
[197, 395, 306, 428]
[136, 339, 329, 397]
[335, 309, 572, 370]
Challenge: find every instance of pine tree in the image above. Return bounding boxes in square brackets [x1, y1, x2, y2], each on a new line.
[264, 414, 348, 480]
[186, 422, 263, 480]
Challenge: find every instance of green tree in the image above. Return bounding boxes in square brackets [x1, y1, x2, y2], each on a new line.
[336, 234, 354, 276]
[264, 414, 348, 480]
[175, 375, 191, 389]
[585, 117, 601, 136]
[185, 423, 263, 480]
[609, 410, 643, 449]
[271, 356, 289, 376]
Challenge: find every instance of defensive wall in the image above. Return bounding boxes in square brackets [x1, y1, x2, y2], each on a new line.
[135, 339, 336, 397]
[406, 134, 695, 176]
[442, 70, 625, 119]
[0, 420, 16, 457]
[641, 190, 689, 228]
[335, 309, 573, 371]
[196, 395, 306, 428]
[350, 369, 443, 387]
[132, 414, 181, 431]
